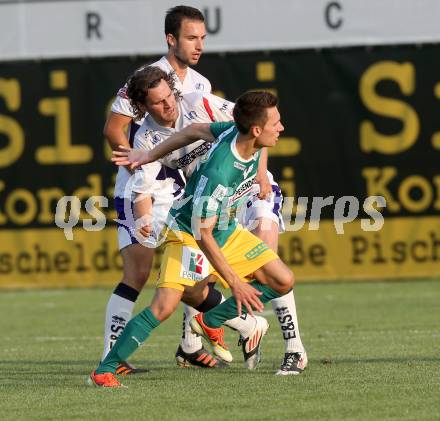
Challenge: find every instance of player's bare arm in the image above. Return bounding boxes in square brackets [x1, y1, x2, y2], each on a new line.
[255, 148, 272, 199]
[194, 215, 264, 316]
[112, 123, 215, 169]
[103, 112, 132, 151]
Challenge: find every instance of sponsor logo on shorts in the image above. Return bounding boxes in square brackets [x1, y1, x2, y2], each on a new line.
[189, 251, 204, 274]
[180, 246, 208, 281]
[245, 242, 269, 260]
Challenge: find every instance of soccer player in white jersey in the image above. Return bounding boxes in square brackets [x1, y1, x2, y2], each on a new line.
[120, 66, 308, 374]
[101, 6, 214, 373]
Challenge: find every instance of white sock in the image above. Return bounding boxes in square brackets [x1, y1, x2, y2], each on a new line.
[221, 295, 257, 339]
[180, 304, 203, 354]
[271, 290, 305, 354]
[102, 293, 135, 360]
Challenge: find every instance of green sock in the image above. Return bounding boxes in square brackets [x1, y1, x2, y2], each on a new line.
[203, 281, 283, 328]
[96, 307, 160, 374]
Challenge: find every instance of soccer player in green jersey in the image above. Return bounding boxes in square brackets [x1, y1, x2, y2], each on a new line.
[89, 91, 295, 388]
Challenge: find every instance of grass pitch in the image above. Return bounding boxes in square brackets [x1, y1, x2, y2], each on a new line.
[1, 280, 439, 420]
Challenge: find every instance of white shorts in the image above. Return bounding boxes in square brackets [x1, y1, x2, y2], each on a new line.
[237, 171, 285, 233]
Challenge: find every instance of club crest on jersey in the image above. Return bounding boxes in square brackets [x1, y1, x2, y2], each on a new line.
[151, 133, 162, 145]
[180, 246, 208, 281]
[243, 164, 254, 179]
[183, 110, 198, 121]
[233, 161, 246, 171]
[195, 83, 204, 90]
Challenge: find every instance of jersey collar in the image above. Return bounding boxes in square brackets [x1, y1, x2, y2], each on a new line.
[159, 56, 186, 90]
[144, 114, 175, 135]
[231, 135, 259, 163]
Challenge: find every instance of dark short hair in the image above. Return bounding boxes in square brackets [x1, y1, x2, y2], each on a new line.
[165, 5, 205, 40]
[233, 91, 278, 134]
[126, 65, 177, 121]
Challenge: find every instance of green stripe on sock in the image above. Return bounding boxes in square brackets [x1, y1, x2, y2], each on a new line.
[203, 281, 282, 328]
[96, 307, 160, 374]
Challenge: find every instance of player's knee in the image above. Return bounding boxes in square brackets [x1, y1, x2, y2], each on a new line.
[276, 269, 294, 294]
[181, 287, 204, 307]
[150, 301, 175, 322]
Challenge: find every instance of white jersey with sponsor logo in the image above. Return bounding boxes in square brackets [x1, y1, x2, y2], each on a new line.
[113, 56, 212, 199]
[131, 92, 234, 199]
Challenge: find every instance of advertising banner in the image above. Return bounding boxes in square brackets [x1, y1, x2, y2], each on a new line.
[1, 45, 440, 287]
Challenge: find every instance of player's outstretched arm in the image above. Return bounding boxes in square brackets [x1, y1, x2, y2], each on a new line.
[195, 216, 264, 316]
[148, 123, 215, 161]
[112, 123, 215, 170]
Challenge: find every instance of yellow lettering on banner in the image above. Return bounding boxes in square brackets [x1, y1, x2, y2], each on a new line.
[37, 188, 65, 223]
[1, 217, 440, 288]
[106, 173, 117, 221]
[269, 137, 301, 157]
[255, 61, 302, 157]
[431, 83, 440, 149]
[398, 175, 433, 213]
[360, 61, 419, 154]
[362, 167, 400, 212]
[35, 71, 93, 164]
[73, 174, 102, 219]
[279, 167, 295, 198]
[433, 176, 440, 210]
[0, 180, 7, 224]
[257, 62, 275, 82]
[5, 189, 37, 225]
[0, 78, 24, 168]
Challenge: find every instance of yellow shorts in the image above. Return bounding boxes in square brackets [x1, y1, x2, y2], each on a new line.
[157, 225, 279, 292]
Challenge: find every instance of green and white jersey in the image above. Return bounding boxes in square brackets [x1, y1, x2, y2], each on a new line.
[170, 122, 261, 247]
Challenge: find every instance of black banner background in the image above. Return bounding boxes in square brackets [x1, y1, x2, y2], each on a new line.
[1, 44, 440, 285]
